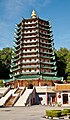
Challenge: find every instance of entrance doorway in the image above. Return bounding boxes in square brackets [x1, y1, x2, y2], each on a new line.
[63, 94, 68, 104]
[47, 93, 56, 105]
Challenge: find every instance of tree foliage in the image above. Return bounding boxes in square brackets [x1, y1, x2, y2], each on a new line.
[65, 52, 70, 82]
[0, 47, 12, 79]
[55, 48, 70, 81]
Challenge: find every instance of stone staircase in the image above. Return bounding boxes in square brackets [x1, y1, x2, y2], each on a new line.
[4, 87, 25, 107]
[5, 95, 16, 106]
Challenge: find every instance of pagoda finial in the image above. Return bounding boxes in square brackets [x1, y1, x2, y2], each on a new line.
[31, 10, 37, 18]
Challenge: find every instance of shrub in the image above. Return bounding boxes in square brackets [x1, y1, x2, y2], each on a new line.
[64, 109, 70, 113]
[0, 80, 4, 87]
[46, 110, 52, 117]
[61, 109, 69, 116]
[46, 110, 61, 118]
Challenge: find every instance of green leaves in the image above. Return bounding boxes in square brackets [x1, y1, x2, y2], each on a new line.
[0, 47, 12, 79]
[55, 47, 70, 81]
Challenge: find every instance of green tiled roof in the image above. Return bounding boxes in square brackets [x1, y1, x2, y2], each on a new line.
[43, 76, 63, 81]
[17, 75, 40, 80]
[3, 78, 16, 83]
[3, 75, 63, 83]
[41, 72, 57, 75]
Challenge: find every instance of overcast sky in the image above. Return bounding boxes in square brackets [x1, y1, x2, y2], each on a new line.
[0, 0, 70, 50]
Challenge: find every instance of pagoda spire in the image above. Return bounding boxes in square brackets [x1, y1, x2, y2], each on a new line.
[31, 10, 37, 18]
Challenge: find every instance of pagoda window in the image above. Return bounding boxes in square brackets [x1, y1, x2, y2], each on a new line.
[30, 30, 32, 32]
[29, 69, 31, 72]
[26, 40, 27, 42]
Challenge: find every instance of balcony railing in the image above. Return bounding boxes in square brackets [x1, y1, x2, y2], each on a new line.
[40, 61, 56, 65]
[41, 72, 57, 75]
[22, 65, 39, 68]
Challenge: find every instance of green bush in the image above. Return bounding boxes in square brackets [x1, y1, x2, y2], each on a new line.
[46, 110, 61, 118]
[0, 80, 4, 87]
[61, 109, 69, 116]
[64, 109, 70, 113]
[46, 110, 52, 117]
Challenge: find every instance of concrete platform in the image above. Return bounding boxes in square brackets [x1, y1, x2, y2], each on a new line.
[0, 105, 70, 120]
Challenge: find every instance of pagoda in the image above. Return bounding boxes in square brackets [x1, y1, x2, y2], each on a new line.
[8, 10, 62, 87]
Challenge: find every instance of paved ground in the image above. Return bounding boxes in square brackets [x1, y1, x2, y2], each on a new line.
[0, 105, 70, 120]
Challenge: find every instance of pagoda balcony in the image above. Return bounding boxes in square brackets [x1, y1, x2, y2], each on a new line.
[13, 43, 22, 49]
[23, 44, 38, 48]
[14, 72, 21, 77]
[24, 22, 37, 26]
[17, 75, 39, 79]
[24, 40, 39, 45]
[13, 56, 21, 62]
[15, 47, 22, 52]
[41, 66, 56, 69]
[11, 63, 16, 68]
[41, 56, 53, 59]
[24, 21, 38, 25]
[14, 36, 21, 40]
[39, 25, 52, 30]
[14, 47, 20, 52]
[41, 51, 53, 55]
[22, 50, 39, 54]
[11, 62, 21, 68]
[10, 69, 12, 72]
[40, 61, 56, 65]
[40, 32, 53, 36]
[22, 54, 38, 58]
[21, 71, 39, 75]
[13, 38, 17, 43]
[24, 30, 38, 34]
[11, 66, 21, 72]
[14, 38, 21, 43]
[40, 45, 52, 49]
[22, 61, 38, 64]
[24, 39, 38, 43]
[41, 72, 57, 75]
[16, 23, 22, 27]
[40, 41, 51, 46]
[14, 32, 20, 37]
[40, 36, 53, 40]
[14, 43, 21, 48]
[24, 35, 36, 38]
[13, 44, 18, 49]
[16, 27, 21, 32]
[14, 31, 19, 35]
[14, 52, 20, 57]
[9, 74, 14, 78]
[40, 51, 53, 54]
[39, 26, 50, 31]
[13, 47, 22, 53]
[24, 26, 37, 30]
[39, 23, 49, 27]
[13, 41, 20, 46]
[16, 30, 22, 35]
[22, 65, 39, 68]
